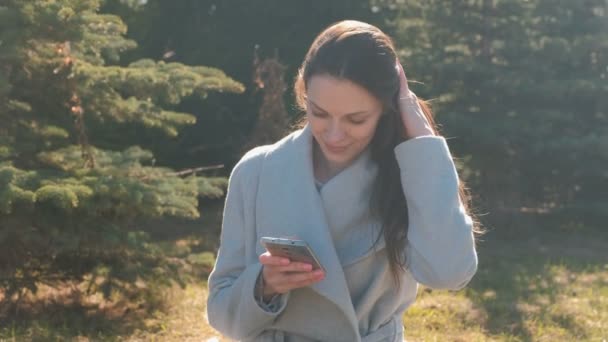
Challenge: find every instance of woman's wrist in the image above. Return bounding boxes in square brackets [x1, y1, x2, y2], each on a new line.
[256, 269, 278, 302]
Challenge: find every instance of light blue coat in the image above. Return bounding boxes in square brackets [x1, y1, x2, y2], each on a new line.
[207, 124, 478, 341]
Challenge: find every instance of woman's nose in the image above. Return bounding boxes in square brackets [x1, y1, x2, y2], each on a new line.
[324, 121, 346, 142]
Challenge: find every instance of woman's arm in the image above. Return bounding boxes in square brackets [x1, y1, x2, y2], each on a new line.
[395, 136, 478, 290]
[206, 150, 289, 340]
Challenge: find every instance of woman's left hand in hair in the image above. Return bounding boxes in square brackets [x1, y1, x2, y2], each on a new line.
[396, 61, 435, 139]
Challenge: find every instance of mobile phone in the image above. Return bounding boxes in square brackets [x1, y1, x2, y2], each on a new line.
[260, 237, 325, 272]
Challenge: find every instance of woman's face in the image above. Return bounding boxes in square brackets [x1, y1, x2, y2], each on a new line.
[306, 74, 383, 168]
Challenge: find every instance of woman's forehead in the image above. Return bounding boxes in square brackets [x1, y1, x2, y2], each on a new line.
[307, 75, 381, 114]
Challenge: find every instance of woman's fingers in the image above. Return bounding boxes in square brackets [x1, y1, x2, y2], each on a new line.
[262, 266, 324, 293]
[259, 254, 315, 272]
[275, 262, 313, 273]
[259, 252, 325, 294]
[264, 260, 315, 274]
[259, 251, 290, 266]
[278, 269, 325, 291]
[395, 60, 412, 98]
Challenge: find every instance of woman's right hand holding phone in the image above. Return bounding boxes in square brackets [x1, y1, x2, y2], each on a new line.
[258, 251, 325, 300]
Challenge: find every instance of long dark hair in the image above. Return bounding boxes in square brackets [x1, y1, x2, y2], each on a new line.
[294, 20, 478, 287]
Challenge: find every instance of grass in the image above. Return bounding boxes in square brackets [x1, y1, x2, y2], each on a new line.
[403, 215, 608, 341]
[404, 257, 608, 341]
[1, 206, 606, 341]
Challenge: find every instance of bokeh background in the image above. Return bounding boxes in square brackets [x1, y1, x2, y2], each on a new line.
[1, 0, 606, 340]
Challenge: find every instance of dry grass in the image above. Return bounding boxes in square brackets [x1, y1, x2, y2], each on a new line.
[1, 209, 607, 341]
[125, 283, 229, 342]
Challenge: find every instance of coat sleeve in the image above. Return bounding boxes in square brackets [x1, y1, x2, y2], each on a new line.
[395, 136, 478, 290]
[206, 150, 290, 340]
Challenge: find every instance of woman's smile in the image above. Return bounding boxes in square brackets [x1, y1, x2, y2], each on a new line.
[323, 142, 350, 154]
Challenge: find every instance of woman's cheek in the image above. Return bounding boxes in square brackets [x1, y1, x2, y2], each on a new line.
[308, 116, 325, 133]
[352, 123, 376, 141]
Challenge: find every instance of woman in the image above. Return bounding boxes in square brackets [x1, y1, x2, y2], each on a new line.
[207, 20, 479, 342]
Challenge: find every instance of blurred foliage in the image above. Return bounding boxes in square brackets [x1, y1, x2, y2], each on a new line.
[389, 0, 607, 219]
[0, 0, 242, 306]
[100, 0, 388, 168]
[101, 0, 607, 221]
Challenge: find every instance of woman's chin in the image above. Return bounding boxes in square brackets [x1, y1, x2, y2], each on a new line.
[322, 148, 357, 166]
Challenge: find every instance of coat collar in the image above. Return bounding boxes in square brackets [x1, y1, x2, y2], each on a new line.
[254, 124, 383, 340]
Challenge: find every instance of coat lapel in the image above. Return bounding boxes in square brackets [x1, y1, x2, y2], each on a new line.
[254, 124, 360, 337]
[317, 146, 386, 268]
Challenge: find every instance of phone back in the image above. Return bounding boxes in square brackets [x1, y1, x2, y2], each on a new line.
[260, 237, 324, 271]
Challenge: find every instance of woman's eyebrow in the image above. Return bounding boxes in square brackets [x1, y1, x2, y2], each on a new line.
[309, 100, 369, 116]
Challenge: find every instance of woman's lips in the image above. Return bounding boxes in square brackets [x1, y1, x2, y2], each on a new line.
[324, 142, 349, 153]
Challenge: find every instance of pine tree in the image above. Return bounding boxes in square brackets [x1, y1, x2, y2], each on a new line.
[100, 0, 387, 167]
[0, 0, 243, 301]
[391, 0, 607, 217]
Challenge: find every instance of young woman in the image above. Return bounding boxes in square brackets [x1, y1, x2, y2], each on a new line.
[207, 20, 479, 342]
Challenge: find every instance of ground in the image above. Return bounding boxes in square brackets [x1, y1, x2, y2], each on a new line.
[1, 204, 606, 341]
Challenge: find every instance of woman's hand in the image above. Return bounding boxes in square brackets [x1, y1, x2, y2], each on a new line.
[396, 61, 435, 139]
[258, 251, 325, 300]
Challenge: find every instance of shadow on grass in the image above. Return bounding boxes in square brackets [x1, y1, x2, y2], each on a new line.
[464, 211, 608, 341]
[0, 200, 225, 341]
[1, 300, 145, 341]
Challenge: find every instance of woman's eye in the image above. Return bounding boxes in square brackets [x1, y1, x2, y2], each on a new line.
[311, 111, 365, 124]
